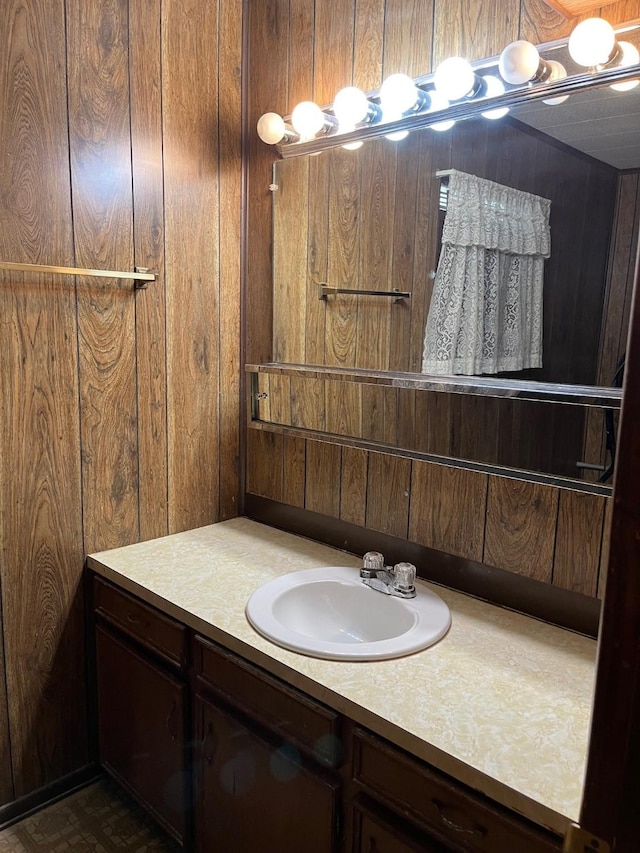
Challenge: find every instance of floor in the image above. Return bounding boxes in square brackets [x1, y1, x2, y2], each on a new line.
[0, 778, 180, 852]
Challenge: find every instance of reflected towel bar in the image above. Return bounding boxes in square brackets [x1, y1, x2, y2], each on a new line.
[0, 261, 156, 289]
[319, 284, 410, 302]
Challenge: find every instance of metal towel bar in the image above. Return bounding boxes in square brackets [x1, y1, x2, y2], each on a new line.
[318, 284, 410, 301]
[0, 261, 156, 289]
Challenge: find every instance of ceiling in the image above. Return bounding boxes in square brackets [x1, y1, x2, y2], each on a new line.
[512, 82, 640, 170]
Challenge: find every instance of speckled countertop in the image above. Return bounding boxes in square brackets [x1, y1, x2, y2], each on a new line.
[87, 517, 596, 836]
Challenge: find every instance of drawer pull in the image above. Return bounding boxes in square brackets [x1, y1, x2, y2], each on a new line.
[432, 799, 487, 838]
[126, 612, 146, 627]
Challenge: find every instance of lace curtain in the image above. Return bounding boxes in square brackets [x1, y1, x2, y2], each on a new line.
[421, 170, 551, 376]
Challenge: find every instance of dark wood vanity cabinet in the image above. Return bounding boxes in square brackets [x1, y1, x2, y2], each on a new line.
[93, 578, 190, 845]
[91, 576, 563, 853]
[193, 634, 342, 852]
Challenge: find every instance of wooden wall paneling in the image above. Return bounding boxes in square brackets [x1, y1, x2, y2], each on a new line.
[381, 0, 435, 77]
[256, 373, 272, 423]
[409, 461, 488, 561]
[129, 0, 169, 541]
[597, 496, 614, 599]
[246, 0, 290, 366]
[414, 391, 453, 455]
[162, 0, 220, 532]
[396, 388, 417, 450]
[312, 0, 355, 105]
[325, 151, 361, 368]
[519, 0, 579, 42]
[326, 380, 362, 437]
[287, 0, 315, 110]
[246, 430, 284, 501]
[340, 447, 369, 527]
[269, 374, 292, 425]
[305, 441, 342, 516]
[68, 0, 139, 553]
[353, 0, 385, 91]
[365, 453, 411, 539]
[0, 0, 86, 797]
[553, 490, 605, 597]
[382, 387, 399, 446]
[291, 376, 326, 431]
[356, 141, 395, 371]
[449, 395, 500, 466]
[388, 137, 419, 374]
[484, 477, 559, 582]
[305, 153, 330, 365]
[432, 0, 519, 65]
[282, 436, 306, 508]
[273, 155, 309, 363]
[217, 0, 243, 520]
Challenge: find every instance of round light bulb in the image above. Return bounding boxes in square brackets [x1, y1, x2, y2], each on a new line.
[542, 60, 569, 105]
[427, 90, 455, 132]
[386, 129, 410, 141]
[256, 112, 286, 144]
[333, 86, 370, 125]
[291, 101, 325, 139]
[568, 18, 616, 68]
[610, 42, 640, 92]
[337, 121, 364, 150]
[480, 76, 509, 120]
[434, 57, 476, 101]
[499, 40, 541, 85]
[380, 73, 420, 113]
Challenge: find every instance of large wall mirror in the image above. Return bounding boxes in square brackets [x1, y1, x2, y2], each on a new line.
[259, 53, 640, 491]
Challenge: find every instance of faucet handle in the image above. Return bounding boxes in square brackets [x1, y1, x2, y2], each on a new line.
[361, 551, 384, 577]
[393, 562, 416, 593]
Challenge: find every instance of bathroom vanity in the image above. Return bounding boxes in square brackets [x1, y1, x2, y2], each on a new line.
[87, 517, 596, 851]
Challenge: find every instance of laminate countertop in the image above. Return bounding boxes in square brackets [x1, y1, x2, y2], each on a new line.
[87, 517, 596, 836]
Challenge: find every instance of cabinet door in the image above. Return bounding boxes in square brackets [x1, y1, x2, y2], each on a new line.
[95, 625, 188, 843]
[195, 694, 339, 853]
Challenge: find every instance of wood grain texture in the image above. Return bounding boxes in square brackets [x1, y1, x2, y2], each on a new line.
[0, 0, 87, 798]
[353, 0, 385, 91]
[218, 0, 243, 520]
[288, 0, 315, 110]
[432, 0, 519, 65]
[68, 0, 139, 553]
[409, 462, 487, 561]
[484, 478, 559, 582]
[340, 447, 369, 526]
[129, 0, 168, 542]
[312, 0, 355, 105]
[282, 436, 306, 508]
[553, 491, 605, 597]
[246, 430, 284, 501]
[162, 0, 220, 533]
[365, 453, 411, 539]
[305, 442, 342, 516]
[273, 156, 309, 363]
[0, 577, 12, 802]
[382, 0, 434, 77]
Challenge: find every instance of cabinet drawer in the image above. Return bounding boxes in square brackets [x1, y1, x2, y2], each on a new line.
[93, 577, 187, 670]
[194, 635, 341, 768]
[352, 730, 561, 853]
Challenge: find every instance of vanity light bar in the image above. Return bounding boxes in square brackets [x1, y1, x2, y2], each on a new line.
[256, 17, 640, 158]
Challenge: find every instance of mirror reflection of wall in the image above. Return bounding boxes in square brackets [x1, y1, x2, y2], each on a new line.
[270, 83, 639, 486]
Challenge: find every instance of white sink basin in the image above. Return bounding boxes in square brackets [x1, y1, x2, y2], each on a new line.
[245, 566, 451, 660]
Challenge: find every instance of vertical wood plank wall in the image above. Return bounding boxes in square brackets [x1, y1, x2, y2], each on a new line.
[0, 0, 242, 804]
[245, 0, 640, 607]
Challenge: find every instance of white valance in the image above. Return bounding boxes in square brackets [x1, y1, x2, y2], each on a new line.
[441, 170, 551, 258]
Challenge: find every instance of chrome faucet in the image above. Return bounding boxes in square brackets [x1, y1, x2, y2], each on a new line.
[360, 551, 417, 599]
